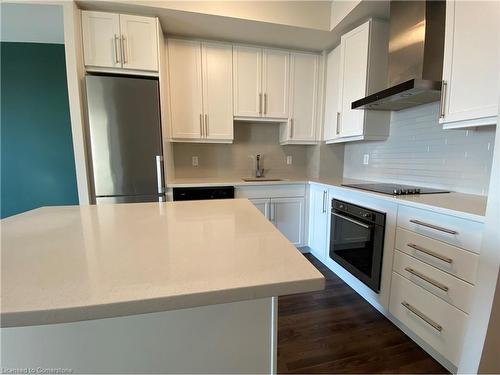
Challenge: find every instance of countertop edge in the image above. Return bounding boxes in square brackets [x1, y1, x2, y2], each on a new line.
[1, 277, 325, 328]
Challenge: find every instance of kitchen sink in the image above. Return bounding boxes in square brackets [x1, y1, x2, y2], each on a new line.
[242, 178, 284, 182]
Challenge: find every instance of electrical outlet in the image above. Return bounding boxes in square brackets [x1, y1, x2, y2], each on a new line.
[363, 154, 370, 165]
[286, 155, 293, 165]
[192, 156, 199, 167]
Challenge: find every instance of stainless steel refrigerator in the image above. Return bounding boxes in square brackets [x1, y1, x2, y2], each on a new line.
[85, 75, 165, 204]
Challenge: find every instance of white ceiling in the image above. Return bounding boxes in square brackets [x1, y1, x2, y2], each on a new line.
[1, 3, 64, 44]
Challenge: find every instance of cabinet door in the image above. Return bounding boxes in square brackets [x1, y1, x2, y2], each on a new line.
[167, 39, 203, 139]
[271, 198, 304, 246]
[120, 15, 158, 71]
[233, 46, 262, 117]
[82, 11, 121, 68]
[262, 49, 290, 119]
[441, 0, 499, 128]
[288, 52, 319, 142]
[324, 46, 341, 141]
[249, 198, 270, 219]
[338, 22, 369, 138]
[308, 186, 329, 261]
[202, 42, 233, 141]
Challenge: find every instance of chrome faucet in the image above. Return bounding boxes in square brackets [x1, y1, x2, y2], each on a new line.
[255, 154, 264, 178]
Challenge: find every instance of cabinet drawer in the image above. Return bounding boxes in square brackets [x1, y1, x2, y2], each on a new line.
[397, 205, 482, 253]
[389, 272, 468, 366]
[395, 228, 478, 284]
[393, 250, 474, 313]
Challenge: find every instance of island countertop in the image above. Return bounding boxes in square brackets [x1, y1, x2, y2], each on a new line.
[1, 199, 324, 328]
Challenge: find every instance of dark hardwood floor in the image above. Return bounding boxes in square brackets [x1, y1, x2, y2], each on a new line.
[277, 254, 449, 374]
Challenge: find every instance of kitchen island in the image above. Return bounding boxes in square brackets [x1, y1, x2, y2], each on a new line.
[1, 199, 324, 373]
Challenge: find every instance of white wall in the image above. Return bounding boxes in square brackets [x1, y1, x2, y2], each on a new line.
[1, 3, 64, 44]
[343, 102, 496, 195]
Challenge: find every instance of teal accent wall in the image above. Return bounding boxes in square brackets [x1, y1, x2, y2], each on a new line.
[1, 42, 79, 218]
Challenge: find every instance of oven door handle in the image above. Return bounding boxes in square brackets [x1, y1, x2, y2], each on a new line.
[332, 212, 371, 229]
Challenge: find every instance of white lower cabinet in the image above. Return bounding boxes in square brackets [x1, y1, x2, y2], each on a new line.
[272, 198, 304, 246]
[237, 185, 305, 246]
[389, 204, 482, 368]
[308, 185, 329, 261]
[304, 184, 483, 370]
[389, 272, 468, 366]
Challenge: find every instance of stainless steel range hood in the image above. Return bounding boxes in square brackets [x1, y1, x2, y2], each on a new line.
[352, 1, 445, 111]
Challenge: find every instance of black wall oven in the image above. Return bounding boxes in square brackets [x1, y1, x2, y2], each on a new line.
[329, 199, 386, 292]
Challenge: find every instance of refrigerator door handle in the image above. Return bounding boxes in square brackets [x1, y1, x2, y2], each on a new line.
[156, 155, 165, 194]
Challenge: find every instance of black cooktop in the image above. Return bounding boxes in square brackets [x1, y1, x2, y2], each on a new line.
[342, 183, 451, 196]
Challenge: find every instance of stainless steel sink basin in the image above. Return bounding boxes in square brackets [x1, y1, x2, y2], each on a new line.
[242, 178, 284, 182]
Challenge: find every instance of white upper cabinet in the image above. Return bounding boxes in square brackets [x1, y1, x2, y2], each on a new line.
[323, 46, 341, 142]
[233, 45, 289, 120]
[233, 46, 262, 118]
[82, 11, 159, 72]
[327, 19, 390, 143]
[281, 52, 320, 144]
[167, 39, 233, 143]
[262, 49, 290, 119]
[440, 0, 499, 129]
[119, 15, 158, 71]
[202, 42, 234, 141]
[339, 22, 370, 138]
[167, 39, 204, 140]
[81, 11, 121, 69]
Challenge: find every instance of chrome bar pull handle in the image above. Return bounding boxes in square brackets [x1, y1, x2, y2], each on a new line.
[407, 243, 453, 264]
[121, 35, 127, 64]
[336, 112, 341, 135]
[322, 191, 327, 213]
[204, 114, 209, 137]
[409, 219, 458, 235]
[290, 118, 294, 138]
[401, 301, 442, 332]
[155, 155, 165, 194]
[264, 93, 268, 115]
[439, 81, 447, 119]
[404, 267, 449, 292]
[113, 35, 121, 64]
[259, 93, 262, 115]
[200, 114, 203, 136]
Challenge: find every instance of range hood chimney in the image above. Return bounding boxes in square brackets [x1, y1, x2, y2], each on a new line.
[352, 0, 446, 111]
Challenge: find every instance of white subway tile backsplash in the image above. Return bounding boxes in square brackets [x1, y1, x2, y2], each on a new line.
[343, 103, 496, 195]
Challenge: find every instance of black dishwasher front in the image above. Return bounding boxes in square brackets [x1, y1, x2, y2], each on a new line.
[173, 186, 235, 201]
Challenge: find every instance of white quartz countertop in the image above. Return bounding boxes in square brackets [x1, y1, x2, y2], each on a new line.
[168, 177, 308, 188]
[167, 177, 487, 221]
[310, 178, 487, 222]
[1, 199, 324, 328]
